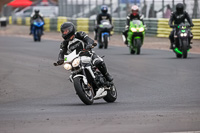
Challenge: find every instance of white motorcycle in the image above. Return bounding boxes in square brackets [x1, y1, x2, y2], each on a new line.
[54, 44, 117, 105]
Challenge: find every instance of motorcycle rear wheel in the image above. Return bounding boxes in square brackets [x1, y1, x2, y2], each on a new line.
[74, 77, 94, 105]
[103, 85, 117, 103]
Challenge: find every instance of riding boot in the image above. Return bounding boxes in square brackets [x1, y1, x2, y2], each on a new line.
[188, 34, 193, 49]
[29, 24, 33, 35]
[94, 32, 97, 40]
[122, 30, 128, 45]
[170, 43, 174, 49]
[169, 38, 175, 49]
[41, 26, 44, 35]
[96, 62, 113, 82]
[94, 27, 98, 40]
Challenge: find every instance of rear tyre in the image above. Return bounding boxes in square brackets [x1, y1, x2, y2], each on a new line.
[74, 77, 94, 105]
[103, 85, 117, 103]
[182, 41, 188, 58]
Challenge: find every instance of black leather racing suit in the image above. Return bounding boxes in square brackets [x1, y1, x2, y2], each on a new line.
[168, 11, 194, 47]
[94, 13, 112, 40]
[122, 13, 144, 44]
[58, 31, 112, 81]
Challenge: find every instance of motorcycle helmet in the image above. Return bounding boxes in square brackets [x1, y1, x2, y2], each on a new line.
[101, 5, 108, 14]
[60, 22, 76, 41]
[34, 10, 40, 14]
[131, 5, 139, 16]
[176, 3, 184, 14]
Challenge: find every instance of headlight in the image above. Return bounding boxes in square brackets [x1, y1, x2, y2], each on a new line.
[180, 33, 184, 37]
[64, 63, 72, 70]
[131, 28, 137, 32]
[72, 58, 80, 67]
[180, 33, 187, 37]
[139, 27, 144, 32]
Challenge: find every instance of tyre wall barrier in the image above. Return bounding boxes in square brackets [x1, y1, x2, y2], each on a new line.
[8, 16, 200, 39]
[76, 18, 89, 33]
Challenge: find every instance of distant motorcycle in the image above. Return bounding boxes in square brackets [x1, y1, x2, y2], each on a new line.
[54, 43, 117, 105]
[171, 23, 192, 58]
[125, 20, 145, 55]
[32, 18, 44, 42]
[97, 20, 113, 49]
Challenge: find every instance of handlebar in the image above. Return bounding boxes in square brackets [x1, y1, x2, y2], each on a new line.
[171, 24, 191, 28]
[54, 43, 97, 67]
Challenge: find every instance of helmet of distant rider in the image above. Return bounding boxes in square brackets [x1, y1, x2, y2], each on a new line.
[60, 22, 76, 41]
[131, 5, 139, 16]
[176, 3, 184, 14]
[34, 10, 40, 14]
[101, 5, 108, 14]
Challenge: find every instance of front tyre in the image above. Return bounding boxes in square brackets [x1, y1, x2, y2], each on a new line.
[135, 39, 141, 55]
[38, 29, 41, 42]
[74, 77, 94, 105]
[104, 35, 109, 49]
[103, 85, 117, 103]
[182, 41, 188, 58]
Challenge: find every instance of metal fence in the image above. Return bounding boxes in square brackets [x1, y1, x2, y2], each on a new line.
[58, 0, 200, 19]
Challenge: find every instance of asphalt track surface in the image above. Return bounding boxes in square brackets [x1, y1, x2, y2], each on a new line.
[0, 36, 200, 133]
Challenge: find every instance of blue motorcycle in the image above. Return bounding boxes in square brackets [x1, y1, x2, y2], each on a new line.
[97, 20, 113, 49]
[32, 18, 44, 42]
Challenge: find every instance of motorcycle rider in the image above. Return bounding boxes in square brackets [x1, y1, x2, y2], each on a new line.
[122, 5, 144, 45]
[168, 3, 194, 49]
[94, 5, 112, 40]
[29, 10, 44, 35]
[56, 22, 113, 82]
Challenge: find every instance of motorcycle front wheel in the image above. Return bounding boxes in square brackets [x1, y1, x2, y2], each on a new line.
[103, 35, 109, 49]
[37, 29, 41, 42]
[74, 77, 94, 105]
[103, 85, 117, 103]
[182, 41, 188, 58]
[135, 39, 141, 55]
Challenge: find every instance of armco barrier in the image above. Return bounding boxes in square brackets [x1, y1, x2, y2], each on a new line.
[50, 18, 57, 31]
[10, 16, 200, 39]
[145, 18, 158, 36]
[112, 18, 126, 33]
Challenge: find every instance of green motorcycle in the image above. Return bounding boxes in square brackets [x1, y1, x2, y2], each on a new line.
[127, 20, 145, 54]
[171, 23, 192, 59]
